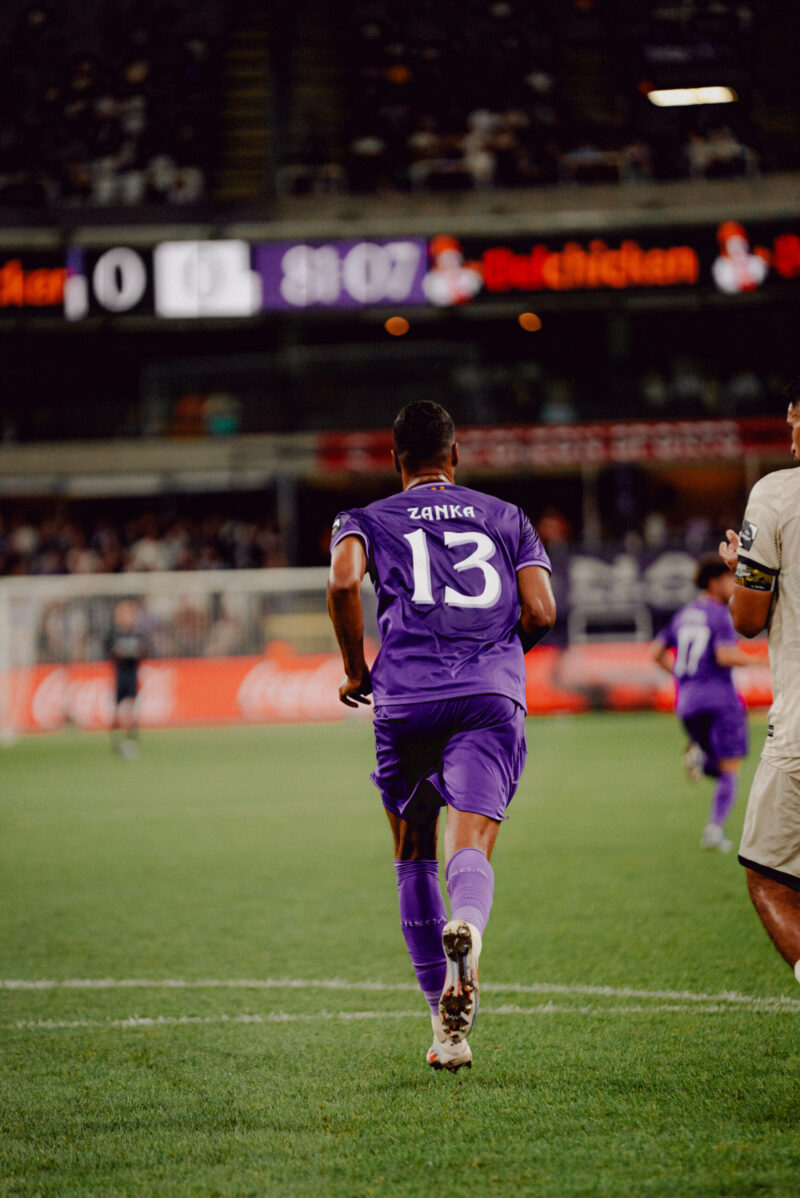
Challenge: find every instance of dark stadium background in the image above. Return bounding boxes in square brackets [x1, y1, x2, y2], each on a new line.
[0, 0, 794, 727]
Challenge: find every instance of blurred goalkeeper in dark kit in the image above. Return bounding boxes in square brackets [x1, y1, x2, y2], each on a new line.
[106, 599, 147, 758]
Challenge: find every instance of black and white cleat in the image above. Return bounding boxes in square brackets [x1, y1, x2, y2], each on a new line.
[439, 920, 481, 1043]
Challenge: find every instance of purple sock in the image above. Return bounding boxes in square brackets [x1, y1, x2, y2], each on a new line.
[445, 848, 494, 935]
[394, 860, 447, 1015]
[710, 771, 738, 827]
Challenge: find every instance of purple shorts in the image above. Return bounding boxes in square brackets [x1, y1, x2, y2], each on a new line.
[371, 694, 527, 823]
[681, 701, 748, 768]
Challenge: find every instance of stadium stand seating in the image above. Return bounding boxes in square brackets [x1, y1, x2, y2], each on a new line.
[0, 0, 223, 209]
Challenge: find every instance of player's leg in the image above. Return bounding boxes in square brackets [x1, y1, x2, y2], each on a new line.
[700, 758, 740, 851]
[444, 808, 501, 860]
[681, 714, 715, 781]
[110, 690, 124, 754]
[117, 696, 139, 759]
[701, 705, 748, 851]
[386, 802, 471, 1070]
[739, 759, 800, 983]
[373, 705, 457, 1064]
[436, 696, 526, 1043]
[385, 798, 448, 1011]
[436, 810, 498, 1041]
[386, 801, 448, 1009]
[683, 740, 704, 782]
[745, 869, 800, 970]
[440, 695, 523, 930]
[443, 809, 499, 932]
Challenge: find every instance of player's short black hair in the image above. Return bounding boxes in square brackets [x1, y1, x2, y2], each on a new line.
[784, 375, 800, 409]
[694, 553, 730, 591]
[392, 401, 455, 470]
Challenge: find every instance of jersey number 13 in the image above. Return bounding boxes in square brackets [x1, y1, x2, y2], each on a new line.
[403, 528, 502, 609]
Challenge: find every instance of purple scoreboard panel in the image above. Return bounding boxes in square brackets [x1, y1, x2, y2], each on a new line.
[256, 238, 428, 310]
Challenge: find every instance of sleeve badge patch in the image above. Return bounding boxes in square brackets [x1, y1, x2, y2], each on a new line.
[739, 519, 758, 552]
[735, 559, 776, 592]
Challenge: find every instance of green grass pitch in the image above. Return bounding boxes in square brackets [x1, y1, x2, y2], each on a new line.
[2, 712, 799, 1197]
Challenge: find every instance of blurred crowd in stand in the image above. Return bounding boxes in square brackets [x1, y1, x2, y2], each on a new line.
[0, 511, 287, 577]
[0, 0, 771, 209]
[636, 362, 783, 418]
[286, 0, 760, 196]
[472, 362, 782, 428]
[0, 0, 217, 208]
[16, 495, 732, 663]
[0, 496, 735, 579]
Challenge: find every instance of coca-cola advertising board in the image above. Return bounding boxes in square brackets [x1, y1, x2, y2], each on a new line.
[8, 640, 769, 734]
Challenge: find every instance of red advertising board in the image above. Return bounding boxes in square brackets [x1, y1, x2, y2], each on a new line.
[8, 640, 770, 733]
[11, 644, 356, 732]
[0, 256, 66, 309]
[422, 222, 800, 305]
[318, 417, 788, 474]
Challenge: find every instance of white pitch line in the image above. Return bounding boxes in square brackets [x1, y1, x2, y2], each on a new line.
[0, 978, 418, 993]
[2, 977, 800, 1012]
[11, 1011, 423, 1031]
[7, 1000, 797, 1032]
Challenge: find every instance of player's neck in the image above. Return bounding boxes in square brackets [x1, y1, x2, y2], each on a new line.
[403, 469, 454, 491]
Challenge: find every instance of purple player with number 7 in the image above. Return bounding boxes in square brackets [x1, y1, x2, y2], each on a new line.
[651, 554, 760, 852]
[327, 401, 556, 1072]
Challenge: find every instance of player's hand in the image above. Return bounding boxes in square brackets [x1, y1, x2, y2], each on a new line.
[719, 529, 739, 571]
[339, 667, 372, 708]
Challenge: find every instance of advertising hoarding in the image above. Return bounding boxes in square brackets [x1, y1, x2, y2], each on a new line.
[0, 254, 66, 311]
[0, 220, 785, 322]
[11, 639, 769, 732]
[318, 416, 790, 473]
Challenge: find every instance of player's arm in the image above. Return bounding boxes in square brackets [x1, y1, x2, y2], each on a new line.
[327, 535, 372, 707]
[729, 581, 773, 639]
[718, 519, 776, 642]
[715, 643, 761, 667]
[650, 639, 674, 675]
[516, 565, 556, 653]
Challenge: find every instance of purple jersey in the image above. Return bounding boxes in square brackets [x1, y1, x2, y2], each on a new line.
[330, 482, 551, 707]
[659, 597, 740, 717]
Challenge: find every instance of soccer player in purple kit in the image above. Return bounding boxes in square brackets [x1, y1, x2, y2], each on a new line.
[651, 554, 759, 852]
[327, 401, 556, 1072]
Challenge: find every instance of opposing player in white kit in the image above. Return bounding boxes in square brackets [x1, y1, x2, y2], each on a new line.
[719, 381, 800, 981]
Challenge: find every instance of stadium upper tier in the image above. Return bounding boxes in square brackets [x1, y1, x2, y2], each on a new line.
[2, 170, 800, 243]
[0, 0, 796, 216]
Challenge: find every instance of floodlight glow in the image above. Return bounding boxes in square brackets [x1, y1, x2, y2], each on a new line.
[647, 86, 738, 107]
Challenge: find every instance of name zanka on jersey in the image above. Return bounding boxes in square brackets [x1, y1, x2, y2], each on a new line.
[406, 504, 477, 522]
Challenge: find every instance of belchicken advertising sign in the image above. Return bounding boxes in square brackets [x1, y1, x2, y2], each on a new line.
[419, 220, 800, 306]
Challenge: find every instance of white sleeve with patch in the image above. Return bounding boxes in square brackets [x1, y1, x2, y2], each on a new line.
[736, 473, 782, 592]
[741, 468, 800, 765]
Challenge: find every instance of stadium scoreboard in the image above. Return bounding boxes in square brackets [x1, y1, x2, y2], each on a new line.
[2, 221, 800, 321]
